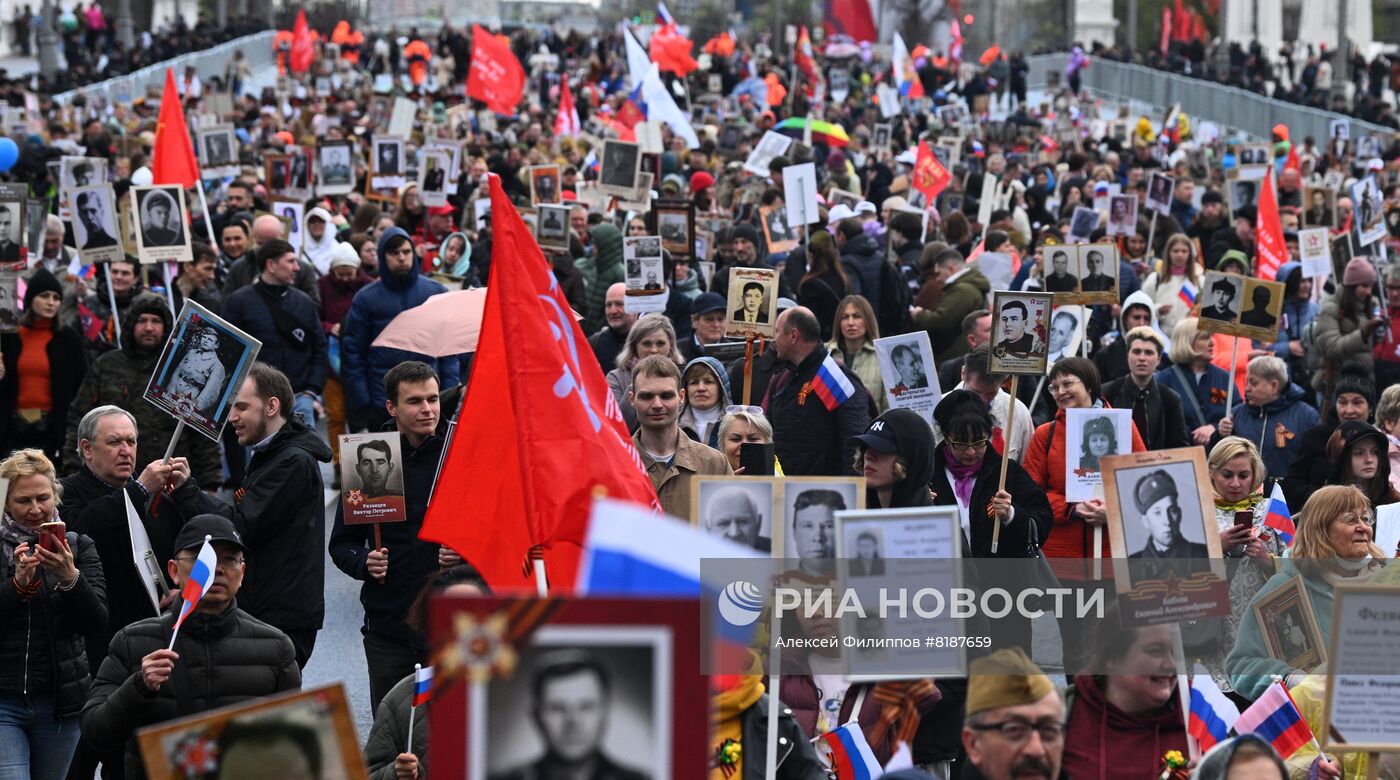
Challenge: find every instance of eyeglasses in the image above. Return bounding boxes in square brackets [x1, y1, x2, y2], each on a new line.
[946, 437, 990, 451]
[969, 718, 1065, 745]
[726, 405, 764, 416]
[1048, 377, 1082, 395]
[1335, 512, 1376, 528]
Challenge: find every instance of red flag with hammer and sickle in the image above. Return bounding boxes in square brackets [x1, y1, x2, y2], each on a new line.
[912, 140, 951, 202]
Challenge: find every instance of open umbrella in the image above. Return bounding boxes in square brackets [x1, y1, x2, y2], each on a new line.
[775, 117, 851, 147]
[372, 289, 581, 356]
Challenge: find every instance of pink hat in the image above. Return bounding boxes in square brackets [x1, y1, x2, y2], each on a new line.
[1343, 257, 1378, 286]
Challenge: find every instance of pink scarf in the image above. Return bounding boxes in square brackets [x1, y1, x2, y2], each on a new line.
[947, 458, 981, 508]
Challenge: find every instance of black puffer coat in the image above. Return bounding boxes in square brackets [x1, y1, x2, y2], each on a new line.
[81, 600, 301, 779]
[0, 528, 108, 718]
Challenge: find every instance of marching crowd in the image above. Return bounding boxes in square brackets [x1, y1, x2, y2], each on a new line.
[0, 15, 1396, 780]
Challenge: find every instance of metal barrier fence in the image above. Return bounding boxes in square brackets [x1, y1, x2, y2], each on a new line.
[1024, 53, 1396, 143]
[54, 30, 278, 105]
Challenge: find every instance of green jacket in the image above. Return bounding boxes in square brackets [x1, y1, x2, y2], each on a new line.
[575, 223, 625, 335]
[914, 267, 990, 364]
[366, 672, 429, 779]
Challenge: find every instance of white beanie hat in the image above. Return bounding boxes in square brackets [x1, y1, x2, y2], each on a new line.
[329, 241, 360, 270]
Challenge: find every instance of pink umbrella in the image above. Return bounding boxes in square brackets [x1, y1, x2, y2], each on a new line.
[371, 288, 580, 356]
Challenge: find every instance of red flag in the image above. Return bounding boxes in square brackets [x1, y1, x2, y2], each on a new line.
[1160, 8, 1171, 55]
[1256, 169, 1287, 280]
[467, 24, 526, 115]
[289, 9, 314, 75]
[650, 23, 698, 76]
[822, 0, 877, 42]
[418, 174, 662, 593]
[912, 141, 952, 201]
[795, 26, 819, 83]
[554, 75, 579, 137]
[151, 69, 200, 188]
[1284, 143, 1301, 174]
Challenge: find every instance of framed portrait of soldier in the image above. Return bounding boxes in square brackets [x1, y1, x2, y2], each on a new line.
[0, 270, 17, 332]
[59, 155, 106, 199]
[691, 476, 776, 553]
[1042, 245, 1078, 294]
[623, 236, 667, 314]
[431, 598, 704, 780]
[1066, 206, 1098, 243]
[418, 148, 452, 208]
[716, 124, 743, 156]
[1252, 575, 1326, 671]
[534, 204, 571, 253]
[1234, 278, 1285, 341]
[316, 140, 355, 196]
[758, 205, 797, 254]
[0, 198, 23, 265]
[1303, 187, 1336, 228]
[1351, 177, 1387, 247]
[273, 199, 305, 252]
[130, 186, 193, 264]
[370, 135, 405, 189]
[1106, 194, 1138, 236]
[136, 684, 367, 780]
[1071, 243, 1118, 305]
[71, 185, 123, 264]
[599, 139, 642, 196]
[1145, 173, 1174, 216]
[1045, 305, 1085, 368]
[723, 267, 778, 340]
[1191, 271, 1245, 334]
[284, 147, 314, 200]
[771, 477, 866, 563]
[144, 301, 262, 442]
[654, 200, 695, 260]
[528, 164, 561, 206]
[989, 291, 1053, 375]
[338, 432, 407, 525]
[264, 154, 289, 198]
[1102, 447, 1228, 626]
[198, 125, 238, 176]
[1228, 179, 1259, 217]
[1064, 408, 1133, 502]
[871, 123, 892, 159]
[874, 331, 941, 427]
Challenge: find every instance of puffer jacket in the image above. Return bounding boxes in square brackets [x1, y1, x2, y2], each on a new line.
[575, 223, 624, 335]
[341, 228, 461, 414]
[80, 600, 301, 779]
[1227, 383, 1320, 482]
[0, 318, 87, 467]
[1312, 291, 1376, 393]
[0, 528, 107, 718]
[62, 293, 224, 486]
[1061, 674, 1189, 780]
[366, 672, 430, 779]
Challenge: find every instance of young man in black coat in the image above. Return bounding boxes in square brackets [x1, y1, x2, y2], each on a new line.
[329, 360, 450, 712]
[1100, 327, 1190, 451]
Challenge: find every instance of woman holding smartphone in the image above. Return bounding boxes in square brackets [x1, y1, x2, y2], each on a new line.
[0, 449, 107, 778]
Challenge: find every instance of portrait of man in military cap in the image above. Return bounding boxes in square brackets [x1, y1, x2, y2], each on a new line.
[1126, 467, 1210, 584]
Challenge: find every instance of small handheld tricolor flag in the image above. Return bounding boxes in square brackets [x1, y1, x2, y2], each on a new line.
[1264, 483, 1295, 546]
[168, 535, 216, 650]
[819, 723, 883, 780]
[412, 664, 435, 707]
[811, 354, 856, 411]
[1178, 279, 1198, 308]
[1233, 680, 1314, 759]
[1188, 665, 1239, 752]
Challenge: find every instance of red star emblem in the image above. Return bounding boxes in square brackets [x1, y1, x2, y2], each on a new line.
[1162, 569, 1185, 597]
[347, 489, 364, 506]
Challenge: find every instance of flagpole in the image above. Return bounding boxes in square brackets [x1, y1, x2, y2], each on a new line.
[103, 263, 122, 349]
[406, 662, 421, 755]
[1225, 337, 1240, 417]
[1172, 626, 1199, 763]
[167, 533, 211, 651]
[992, 375, 1018, 553]
[533, 558, 547, 597]
[162, 420, 185, 463]
[161, 260, 177, 314]
[764, 605, 780, 780]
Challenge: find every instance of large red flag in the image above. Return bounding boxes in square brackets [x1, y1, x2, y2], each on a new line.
[289, 9, 314, 75]
[151, 69, 200, 188]
[467, 25, 526, 115]
[1256, 169, 1288, 280]
[650, 23, 698, 76]
[418, 174, 661, 593]
[823, 0, 877, 42]
[554, 74, 579, 137]
[912, 140, 952, 202]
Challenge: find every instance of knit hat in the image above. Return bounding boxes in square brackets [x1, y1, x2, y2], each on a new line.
[731, 223, 760, 247]
[1218, 249, 1250, 274]
[329, 241, 360, 270]
[966, 648, 1055, 716]
[1133, 469, 1178, 513]
[1343, 257, 1378, 286]
[23, 267, 63, 310]
[826, 150, 846, 171]
[1333, 370, 1376, 408]
[1201, 190, 1224, 206]
[690, 170, 715, 193]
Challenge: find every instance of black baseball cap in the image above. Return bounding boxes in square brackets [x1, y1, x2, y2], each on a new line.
[847, 409, 928, 454]
[692, 292, 726, 315]
[173, 514, 249, 553]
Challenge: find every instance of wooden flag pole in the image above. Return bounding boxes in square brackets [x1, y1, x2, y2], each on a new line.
[1225, 337, 1240, 417]
[992, 375, 1018, 554]
[743, 336, 756, 406]
[1146, 209, 1159, 261]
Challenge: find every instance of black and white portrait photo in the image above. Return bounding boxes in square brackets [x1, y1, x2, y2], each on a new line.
[1046, 306, 1083, 367]
[1196, 272, 1242, 324]
[871, 123, 892, 157]
[131, 185, 193, 263]
[1043, 247, 1078, 293]
[1145, 173, 1174, 215]
[655, 204, 693, 259]
[600, 140, 642, 194]
[692, 477, 774, 552]
[760, 205, 796, 253]
[742, 131, 793, 177]
[724, 267, 778, 340]
[1068, 206, 1098, 242]
[777, 479, 863, 561]
[889, 344, 928, 393]
[1064, 408, 1132, 502]
[200, 127, 236, 168]
[0, 271, 17, 332]
[623, 236, 667, 313]
[1252, 577, 1326, 671]
[1123, 466, 1209, 579]
[1077, 245, 1117, 295]
[376, 137, 402, 175]
[288, 150, 312, 193]
[418, 149, 452, 208]
[60, 155, 105, 197]
[1106, 195, 1138, 235]
[144, 302, 261, 442]
[848, 529, 884, 577]
[989, 291, 1053, 375]
[529, 165, 561, 206]
[483, 631, 666, 780]
[535, 204, 571, 252]
[318, 141, 354, 195]
[1229, 179, 1259, 216]
[0, 200, 22, 263]
[72, 185, 123, 264]
[338, 432, 408, 525]
[874, 331, 941, 425]
[1303, 187, 1336, 228]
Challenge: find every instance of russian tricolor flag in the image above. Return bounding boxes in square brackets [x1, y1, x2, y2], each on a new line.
[820, 724, 883, 780]
[812, 354, 856, 411]
[1234, 681, 1314, 759]
[412, 665, 434, 707]
[1264, 483, 1295, 546]
[1188, 665, 1239, 751]
[1179, 279, 1198, 307]
[656, 0, 674, 25]
[174, 537, 217, 632]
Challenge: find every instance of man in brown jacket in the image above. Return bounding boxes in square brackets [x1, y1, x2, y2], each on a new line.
[629, 354, 730, 521]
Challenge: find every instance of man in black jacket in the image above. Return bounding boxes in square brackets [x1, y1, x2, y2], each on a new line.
[222, 239, 328, 428]
[329, 360, 446, 712]
[766, 306, 870, 476]
[172, 362, 332, 668]
[1101, 327, 1189, 451]
[80, 514, 301, 780]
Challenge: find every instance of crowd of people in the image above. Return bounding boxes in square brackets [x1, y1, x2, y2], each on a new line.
[0, 13, 1395, 780]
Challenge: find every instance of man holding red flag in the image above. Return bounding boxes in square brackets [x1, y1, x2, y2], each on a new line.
[418, 175, 662, 594]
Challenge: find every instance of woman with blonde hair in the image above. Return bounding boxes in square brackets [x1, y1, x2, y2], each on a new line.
[0, 449, 107, 777]
[1140, 233, 1202, 335]
[1155, 317, 1232, 444]
[716, 408, 783, 475]
[826, 295, 885, 412]
[606, 314, 683, 433]
[1227, 485, 1387, 698]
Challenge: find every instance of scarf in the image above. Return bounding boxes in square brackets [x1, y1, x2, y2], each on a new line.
[0, 512, 41, 554]
[300, 207, 340, 275]
[1213, 494, 1263, 512]
[948, 458, 981, 508]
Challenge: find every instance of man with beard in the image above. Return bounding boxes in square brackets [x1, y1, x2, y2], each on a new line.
[63, 292, 225, 486]
[1187, 190, 1229, 244]
[705, 223, 794, 301]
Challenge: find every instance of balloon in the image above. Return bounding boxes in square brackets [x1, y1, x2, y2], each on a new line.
[0, 137, 17, 172]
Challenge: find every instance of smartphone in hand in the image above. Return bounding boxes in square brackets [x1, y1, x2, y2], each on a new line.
[38, 521, 65, 554]
[739, 443, 775, 476]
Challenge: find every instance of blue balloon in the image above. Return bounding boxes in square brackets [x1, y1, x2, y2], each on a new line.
[0, 137, 18, 172]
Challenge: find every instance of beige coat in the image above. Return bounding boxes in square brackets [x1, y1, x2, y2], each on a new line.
[633, 428, 732, 522]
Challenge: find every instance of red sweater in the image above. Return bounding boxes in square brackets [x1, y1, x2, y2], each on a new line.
[1062, 674, 1188, 780]
[16, 320, 53, 411]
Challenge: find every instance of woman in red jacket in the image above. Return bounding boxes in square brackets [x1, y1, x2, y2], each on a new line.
[1023, 356, 1145, 670]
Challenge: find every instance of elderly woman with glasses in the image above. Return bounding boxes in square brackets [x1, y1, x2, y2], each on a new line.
[1227, 484, 1389, 699]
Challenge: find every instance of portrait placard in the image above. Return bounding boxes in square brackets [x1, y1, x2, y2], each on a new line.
[271, 199, 305, 251]
[623, 236, 667, 314]
[136, 684, 367, 780]
[282, 147, 315, 201]
[758, 205, 797, 254]
[1351, 177, 1387, 247]
[263, 154, 289, 199]
[0, 196, 24, 266]
[1321, 582, 1400, 753]
[422, 140, 463, 195]
[71, 185, 123, 264]
[130, 185, 193, 264]
[1233, 278, 1286, 342]
[534, 204, 571, 252]
[1064, 408, 1133, 502]
[59, 155, 107, 219]
[1228, 178, 1259, 217]
[770, 477, 866, 563]
[654, 200, 695, 260]
[1251, 575, 1326, 671]
[989, 291, 1053, 375]
[0, 270, 17, 332]
[1298, 227, 1332, 280]
[197, 124, 238, 177]
[616, 172, 654, 214]
[417, 148, 452, 208]
[1102, 447, 1229, 627]
[338, 432, 407, 525]
[723, 267, 778, 340]
[1106, 194, 1138, 236]
[1191, 271, 1245, 333]
[1067, 206, 1098, 243]
[1145, 172, 1175, 216]
[371, 135, 405, 190]
[1042, 243, 1079, 295]
[876, 83, 901, 118]
[1045, 304, 1085, 368]
[25, 197, 46, 257]
[1071, 243, 1119, 305]
[874, 331, 941, 427]
[742, 131, 793, 177]
[780, 161, 820, 230]
[691, 476, 776, 552]
[1303, 186, 1336, 229]
[388, 96, 417, 137]
[143, 301, 262, 442]
[600, 139, 642, 195]
[528, 164, 562, 206]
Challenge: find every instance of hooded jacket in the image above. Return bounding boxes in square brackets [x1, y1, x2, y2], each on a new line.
[915, 266, 990, 364]
[341, 227, 461, 413]
[62, 293, 224, 486]
[1312, 289, 1376, 393]
[864, 407, 937, 509]
[1094, 289, 1160, 385]
[678, 356, 732, 448]
[300, 206, 339, 275]
[839, 231, 883, 309]
[1193, 735, 1289, 780]
[1325, 420, 1399, 507]
[575, 223, 624, 335]
[175, 417, 333, 634]
[1062, 674, 1189, 780]
[1227, 382, 1320, 481]
[366, 672, 431, 779]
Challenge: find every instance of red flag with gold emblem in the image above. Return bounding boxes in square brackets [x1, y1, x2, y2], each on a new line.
[912, 140, 951, 201]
